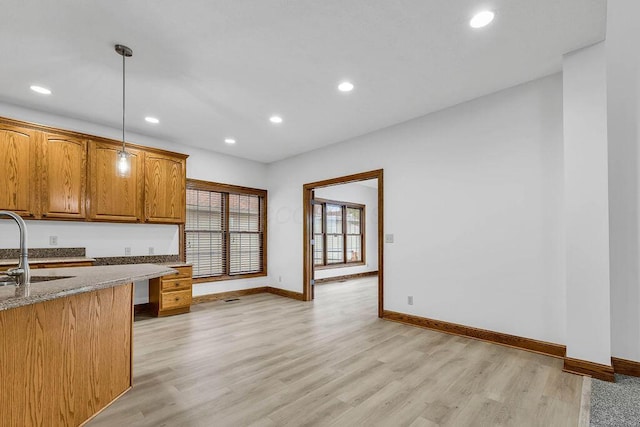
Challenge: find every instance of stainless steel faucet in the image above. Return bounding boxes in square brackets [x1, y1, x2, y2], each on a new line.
[0, 210, 30, 286]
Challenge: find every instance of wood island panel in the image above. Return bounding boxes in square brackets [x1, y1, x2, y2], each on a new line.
[0, 283, 133, 427]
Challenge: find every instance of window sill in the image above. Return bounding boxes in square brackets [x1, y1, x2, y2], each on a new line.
[314, 262, 365, 271]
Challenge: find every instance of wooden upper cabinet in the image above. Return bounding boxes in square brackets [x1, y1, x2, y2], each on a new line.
[88, 140, 144, 222]
[144, 152, 186, 223]
[0, 117, 189, 225]
[0, 123, 38, 217]
[40, 133, 87, 219]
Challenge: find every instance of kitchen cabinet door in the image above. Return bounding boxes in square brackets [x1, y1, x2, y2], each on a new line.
[144, 152, 186, 223]
[41, 133, 87, 219]
[0, 123, 38, 217]
[88, 140, 144, 222]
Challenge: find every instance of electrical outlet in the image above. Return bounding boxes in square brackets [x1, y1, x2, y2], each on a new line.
[125, 247, 131, 256]
[49, 236, 58, 246]
[408, 296, 413, 305]
[385, 234, 394, 243]
[279, 276, 282, 283]
[148, 247, 155, 255]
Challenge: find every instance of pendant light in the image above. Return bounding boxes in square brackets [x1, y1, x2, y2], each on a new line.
[115, 44, 133, 178]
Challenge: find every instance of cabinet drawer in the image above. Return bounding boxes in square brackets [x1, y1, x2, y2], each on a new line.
[161, 278, 191, 291]
[168, 266, 192, 279]
[161, 289, 192, 310]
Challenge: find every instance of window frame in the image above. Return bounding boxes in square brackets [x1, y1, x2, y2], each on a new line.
[312, 198, 365, 270]
[186, 179, 267, 283]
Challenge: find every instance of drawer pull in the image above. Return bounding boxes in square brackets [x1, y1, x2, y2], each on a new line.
[175, 297, 180, 301]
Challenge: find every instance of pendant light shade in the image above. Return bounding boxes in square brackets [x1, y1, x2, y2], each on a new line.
[116, 150, 131, 177]
[115, 44, 133, 178]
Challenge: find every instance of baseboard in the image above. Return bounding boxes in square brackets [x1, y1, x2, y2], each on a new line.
[191, 286, 304, 304]
[266, 286, 305, 301]
[563, 357, 615, 382]
[314, 270, 378, 284]
[382, 310, 566, 359]
[611, 357, 640, 378]
[133, 303, 152, 316]
[192, 287, 268, 304]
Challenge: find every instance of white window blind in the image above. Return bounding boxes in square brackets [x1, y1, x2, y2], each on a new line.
[186, 182, 266, 279]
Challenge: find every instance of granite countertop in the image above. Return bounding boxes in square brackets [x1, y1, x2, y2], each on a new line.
[0, 264, 176, 312]
[0, 257, 96, 267]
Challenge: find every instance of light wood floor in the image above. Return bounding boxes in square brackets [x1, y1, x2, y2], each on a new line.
[90, 278, 583, 426]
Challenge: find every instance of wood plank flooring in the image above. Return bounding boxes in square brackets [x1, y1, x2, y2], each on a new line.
[89, 278, 583, 426]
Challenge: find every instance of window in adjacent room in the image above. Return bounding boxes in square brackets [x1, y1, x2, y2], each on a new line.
[185, 180, 267, 280]
[312, 198, 364, 268]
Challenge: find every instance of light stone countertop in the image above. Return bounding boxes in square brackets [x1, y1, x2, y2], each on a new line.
[0, 264, 176, 311]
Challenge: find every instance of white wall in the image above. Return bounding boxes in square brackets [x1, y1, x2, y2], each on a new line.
[563, 43, 612, 365]
[607, 0, 640, 362]
[268, 74, 566, 344]
[313, 181, 378, 279]
[0, 220, 179, 257]
[0, 102, 271, 302]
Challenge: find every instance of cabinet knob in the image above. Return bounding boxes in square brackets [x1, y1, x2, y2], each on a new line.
[175, 297, 180, 301]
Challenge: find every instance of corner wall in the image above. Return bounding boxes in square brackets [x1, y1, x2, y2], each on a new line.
[607, 0, 640, 363]
[563, 42, 611, 365]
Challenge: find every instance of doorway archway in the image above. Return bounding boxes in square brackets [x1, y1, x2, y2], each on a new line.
[302, 169, 384, 317]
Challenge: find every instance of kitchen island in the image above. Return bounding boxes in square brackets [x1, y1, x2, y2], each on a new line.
[0, 264, 176, 427]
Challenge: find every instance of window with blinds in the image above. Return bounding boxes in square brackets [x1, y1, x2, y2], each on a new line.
[312, 198, 364, 268]
[186, 180, 266, 280]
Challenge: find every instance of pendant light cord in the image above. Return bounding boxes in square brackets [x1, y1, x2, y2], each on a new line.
[122, 50, 126, 152]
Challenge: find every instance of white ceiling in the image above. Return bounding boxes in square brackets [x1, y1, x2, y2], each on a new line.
[1, 0, 606, 163]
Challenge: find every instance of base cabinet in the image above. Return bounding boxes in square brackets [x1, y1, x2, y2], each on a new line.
[149, 266, 192, 316]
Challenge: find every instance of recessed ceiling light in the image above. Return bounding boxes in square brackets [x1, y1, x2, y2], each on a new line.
[338, 81, 354, 92]
[470, 10, 495, 28]
[145, 116, 160, 124]
[30, 85, 51, 95]
[224, 138, 236, 144]
[269, 115, 283, 124]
